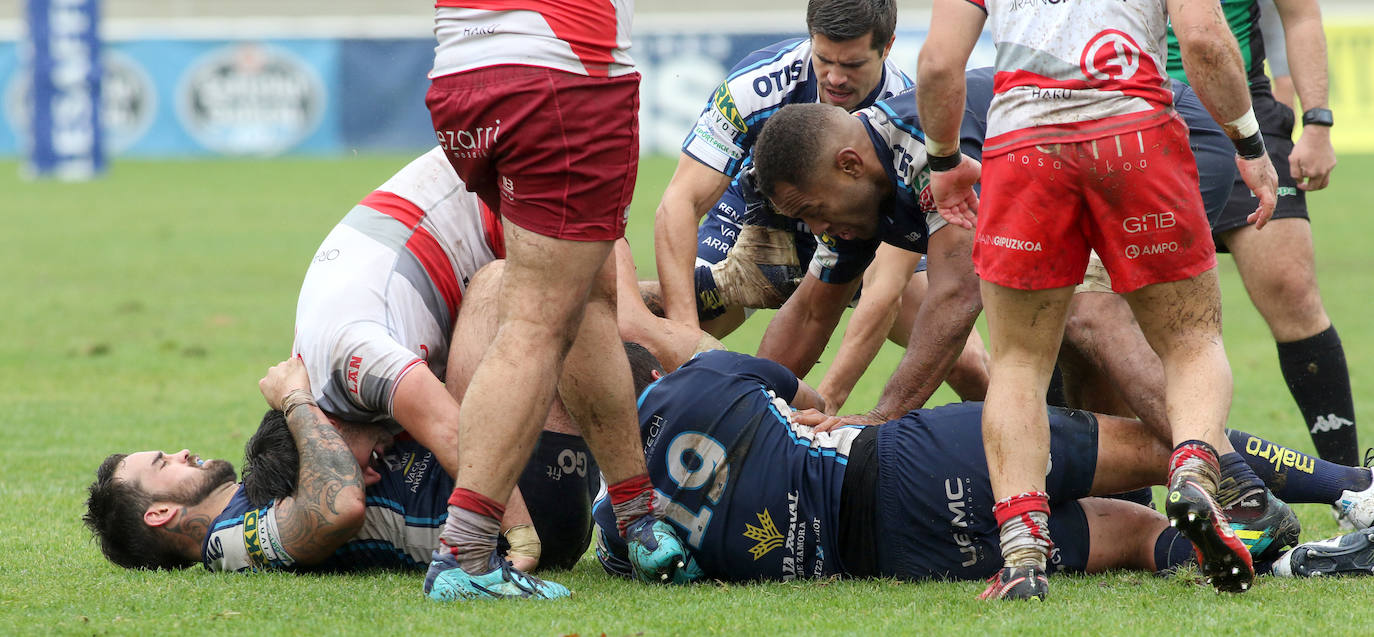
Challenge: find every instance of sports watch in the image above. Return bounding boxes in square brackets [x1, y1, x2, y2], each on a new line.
[1302, 108, 1334, 128]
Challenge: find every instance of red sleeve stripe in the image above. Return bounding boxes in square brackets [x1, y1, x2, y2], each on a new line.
[963, 0, 988, 11]
[359, 190, 464, 329]
[359, 190, 424, 228]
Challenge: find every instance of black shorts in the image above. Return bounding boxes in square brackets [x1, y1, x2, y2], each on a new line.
[1212, 94, 1307, 251]
[514, 431, 601, 570]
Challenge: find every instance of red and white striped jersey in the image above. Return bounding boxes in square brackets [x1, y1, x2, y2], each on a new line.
[292, 147, 504, 422]
[431, 1, 635, 79]
[965, 0, 1176, 157]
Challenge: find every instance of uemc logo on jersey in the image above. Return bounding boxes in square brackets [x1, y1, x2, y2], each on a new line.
[751, 60, 805, 98]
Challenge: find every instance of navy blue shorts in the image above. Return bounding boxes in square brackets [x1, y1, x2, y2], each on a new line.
[1174, 83, 1241, 227]
[872, 402, 1098, 581]
[1212, 94, 1306, 251]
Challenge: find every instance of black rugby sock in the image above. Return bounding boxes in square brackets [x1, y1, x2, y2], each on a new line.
[1277, 325, 1359, 465]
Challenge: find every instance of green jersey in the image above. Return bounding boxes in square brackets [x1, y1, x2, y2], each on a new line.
[1166, 0, 1272, 99]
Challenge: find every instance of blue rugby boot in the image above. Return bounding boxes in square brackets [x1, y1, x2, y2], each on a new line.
[1225, 490, 1301, 563]
[424, 550, 570, 601]
[624, 515, 695, 584]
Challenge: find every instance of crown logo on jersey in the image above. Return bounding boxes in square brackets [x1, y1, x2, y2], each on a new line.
[744, 509, 784, 560]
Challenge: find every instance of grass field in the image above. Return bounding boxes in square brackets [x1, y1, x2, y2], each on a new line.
[2, 153, 1372, 635]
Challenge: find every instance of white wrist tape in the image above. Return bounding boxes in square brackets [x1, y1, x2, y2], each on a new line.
[1225, 108, 1261, 139]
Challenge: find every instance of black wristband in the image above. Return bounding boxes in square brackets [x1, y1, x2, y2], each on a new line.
[927, 151, 962, 172]
[1302, 107, 1334, 128]
[1233, 132, 1266, 161]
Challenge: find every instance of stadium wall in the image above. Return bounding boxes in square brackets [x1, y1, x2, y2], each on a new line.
[0, 17, 1370, 158]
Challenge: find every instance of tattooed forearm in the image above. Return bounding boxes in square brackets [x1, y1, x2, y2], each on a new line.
[274, 404, 366, 563]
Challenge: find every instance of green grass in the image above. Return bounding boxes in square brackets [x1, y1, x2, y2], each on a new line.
[2, 153, 1372, 635]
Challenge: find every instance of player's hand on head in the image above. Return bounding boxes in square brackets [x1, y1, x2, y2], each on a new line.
[1236, 154, 1279, 229]
[259, 355, 313, 411]
[1290, 132, 1336, 191]
[930, 156, 982, 230]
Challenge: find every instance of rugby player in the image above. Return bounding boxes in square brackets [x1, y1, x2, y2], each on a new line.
[1166, 0, 1356, 468]
[651, 0, 911, 336]
[915, 0, 1278, 599]
[83, 256, 600, 574]
[749, 67, 1226, 427]
[593, 347, 1374, 585]
[425, 0, 688, 600]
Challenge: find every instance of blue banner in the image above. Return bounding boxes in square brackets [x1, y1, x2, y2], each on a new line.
[24, 0, 104, 177]
[0, 28, 995, 158]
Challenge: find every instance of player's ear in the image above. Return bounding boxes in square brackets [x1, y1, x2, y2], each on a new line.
[650, 369, 662, 381]
[144, 503, 177, 528]
[836, 147, 864, 179]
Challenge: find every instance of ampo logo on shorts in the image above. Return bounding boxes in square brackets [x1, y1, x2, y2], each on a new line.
[1123, 242, 1179, 259]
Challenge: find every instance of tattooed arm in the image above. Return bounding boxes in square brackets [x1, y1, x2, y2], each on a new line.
[258, 356, 367, 565]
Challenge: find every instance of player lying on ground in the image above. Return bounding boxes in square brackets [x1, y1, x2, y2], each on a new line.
[83, 343, 1373, 577]
[83, 261, 602, 573]
[284, 147, 606, 570]
[594, 347, 1374, 584]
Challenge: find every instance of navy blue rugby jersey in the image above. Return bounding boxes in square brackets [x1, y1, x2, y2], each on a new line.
[602, 350, 866, 581]
[811, 68, 995, 284]
[203, 437, 451, 573]
[684, 37, 912, 179]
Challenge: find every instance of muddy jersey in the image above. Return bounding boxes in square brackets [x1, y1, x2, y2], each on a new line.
[293, 147, 504, 423]
[604, 350, 861, 580]
[202, 437, 452, 573]
[684, 38, 913, 179]
[431, 1, 635, 79]
[964, 0, 1176, 156]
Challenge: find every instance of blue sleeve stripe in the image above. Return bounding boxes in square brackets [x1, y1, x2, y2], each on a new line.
[334, 540, 424, 567]
[364, 496, 448, 526]
[637, 376, 667, 410]
[876, 102, 926, 141]
[728, 38, 806, 79]
[759, 385, 848, 465]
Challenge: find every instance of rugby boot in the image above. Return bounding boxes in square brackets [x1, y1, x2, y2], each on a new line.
[978, 565, 1048, 601]
[1225, 489, 1301, 563]
[1273, 528, 1374, 577]
[1165, 475, 1254, 593]
[424, 550, 570, 601]
[624, 515, 696, 584]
